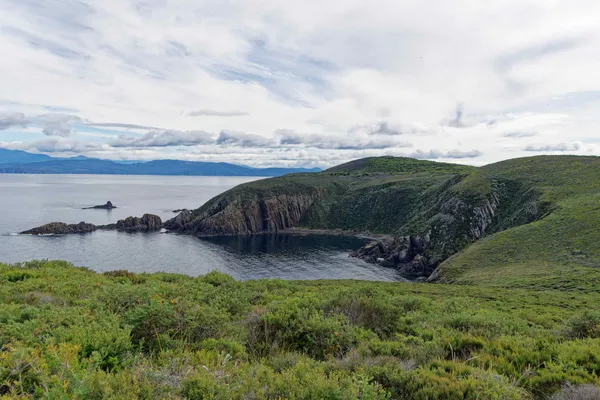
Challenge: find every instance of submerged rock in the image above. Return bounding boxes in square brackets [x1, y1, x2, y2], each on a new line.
[83, 201, 116, 210]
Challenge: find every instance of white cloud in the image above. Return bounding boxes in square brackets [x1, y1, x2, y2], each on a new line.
[0, 0, 599, 167]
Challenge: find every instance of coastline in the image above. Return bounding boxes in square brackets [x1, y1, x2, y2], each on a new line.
[280, 227, 393, 242]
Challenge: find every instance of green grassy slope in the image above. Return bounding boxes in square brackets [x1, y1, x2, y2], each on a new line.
[433, 156, 600, 290]
[1, 260, 599, 399]
[171, 155, 600, 286]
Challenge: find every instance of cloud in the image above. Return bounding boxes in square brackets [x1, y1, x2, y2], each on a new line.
[37, 113, 81, 137]
[277, 129, 411, 150]
[1, 0, 600, 167]
[111, 130, 215, 147]
[443, 103, 479, 129]
[85, 122, 164, 131]
[502, 131, 538, 138]
[524, 142, 581, 152]
[7, 138, 102, 153]
[216, 130, 275, 147]
[186, 109, 249, 117]
[409, 149, 483, 159]
[350, 121, 427, 136]
[0, 112, 28, 130]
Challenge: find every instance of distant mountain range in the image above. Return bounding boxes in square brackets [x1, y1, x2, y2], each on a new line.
[0, 149, 320, 176]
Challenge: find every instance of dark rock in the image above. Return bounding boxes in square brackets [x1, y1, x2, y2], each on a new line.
[164, 209, 193, 231]
[22, 214, 162, 235]
[22, 221, 97, 235]
[172, 209, 188, 213]
[84, 201, 116, 210]
[164, 190, 324, 236]
[116, 214, 162, 232]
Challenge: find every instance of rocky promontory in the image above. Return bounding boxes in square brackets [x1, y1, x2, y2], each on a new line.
[22, 214, 162, 235]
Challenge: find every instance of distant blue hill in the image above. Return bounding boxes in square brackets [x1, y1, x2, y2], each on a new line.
[0, 149, 53, 164]
[0, 149, 320, 176]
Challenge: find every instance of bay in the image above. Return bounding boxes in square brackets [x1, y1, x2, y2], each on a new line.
[0, 174, 403, 281]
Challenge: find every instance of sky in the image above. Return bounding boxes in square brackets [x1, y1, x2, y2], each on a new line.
[1, 0, 599, 168]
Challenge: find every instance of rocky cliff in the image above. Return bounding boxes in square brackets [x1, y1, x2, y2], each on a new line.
[165, 187, 326, 236]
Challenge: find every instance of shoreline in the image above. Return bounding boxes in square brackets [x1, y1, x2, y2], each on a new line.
[280, 227, 393, 242]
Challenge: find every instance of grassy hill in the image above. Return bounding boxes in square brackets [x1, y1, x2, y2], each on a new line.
[169, 155, 600, 286]
[433, 156, 600, 291]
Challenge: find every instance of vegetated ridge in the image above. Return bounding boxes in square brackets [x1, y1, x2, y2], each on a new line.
[163, 155, 600, 285]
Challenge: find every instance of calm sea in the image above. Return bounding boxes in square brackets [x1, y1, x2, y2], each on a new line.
[0, 174, 403, 281]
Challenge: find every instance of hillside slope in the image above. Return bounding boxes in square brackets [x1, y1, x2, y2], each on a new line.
[165, 155, 600, 285]
[430, 156, 600, 290]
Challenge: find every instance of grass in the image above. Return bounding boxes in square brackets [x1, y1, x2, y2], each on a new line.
[1, 260, 599, 399]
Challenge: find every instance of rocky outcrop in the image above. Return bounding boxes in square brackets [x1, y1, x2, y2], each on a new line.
[21, 214, 162, 235]
[351, 234, 434, 280]
[83, 201, 116, 210]
[164, 209, 193, 231]
[22, 222, 97, 235]
[116, 214, 162, 232]
[351, 184, 502, 280]
[164, 189, 324, 236]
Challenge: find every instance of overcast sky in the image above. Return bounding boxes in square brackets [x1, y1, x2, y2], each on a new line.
[1, 0, 599, 168]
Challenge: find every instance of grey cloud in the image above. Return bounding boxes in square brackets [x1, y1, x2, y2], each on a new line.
[524, 142, 581, 152]
[111, 130, 215, 148]
[86, 122, 164, 130]
[409, 149, 483, 159]
[216, 130, 275, 147]
[503, 131, 538, 138]
[42, 122, 72, 137]
[37, 114, 81, 137]
[187, 109, 249, 117]
[445, 103, 473, 128]
[351, 121, 430, 136]
[277, 129, 411, 150]
[14, 138, 102, 153]
[0, 112, 28, 130]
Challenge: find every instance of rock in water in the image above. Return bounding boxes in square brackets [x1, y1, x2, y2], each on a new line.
[22, 214, 162, 235]
[83, 201, 116, 210]
[116, 214, 162, 232]
[22, 222, 97, 235]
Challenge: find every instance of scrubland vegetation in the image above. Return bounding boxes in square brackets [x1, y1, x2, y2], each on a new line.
[1, 260, 599, 399]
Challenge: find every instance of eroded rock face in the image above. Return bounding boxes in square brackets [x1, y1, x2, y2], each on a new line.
[164, 191, 324, 236]
[351, 185, 503, 280]
[22, 222, 97, 235]
[116, 214, 162, 232]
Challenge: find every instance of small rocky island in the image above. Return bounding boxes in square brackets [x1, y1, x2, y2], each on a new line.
[21, 214, 162, 235]
[83, 201, 116, 210]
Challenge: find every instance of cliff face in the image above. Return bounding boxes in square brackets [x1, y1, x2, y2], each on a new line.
[165, 189, 325, 236]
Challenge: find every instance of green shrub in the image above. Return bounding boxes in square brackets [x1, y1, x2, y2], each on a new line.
[562, 310, 600, 339]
